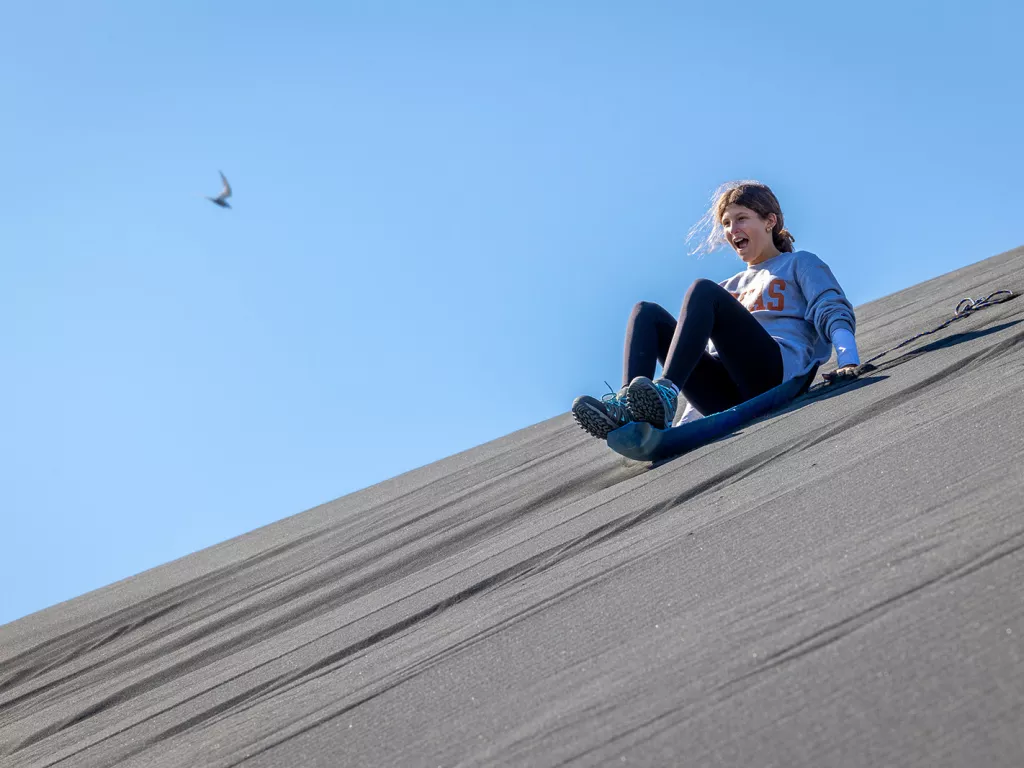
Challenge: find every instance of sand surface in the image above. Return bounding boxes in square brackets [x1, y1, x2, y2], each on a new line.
[3, 248, 1023, 767]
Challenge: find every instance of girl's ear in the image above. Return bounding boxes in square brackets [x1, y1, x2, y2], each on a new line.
[766, 213, 778, 231]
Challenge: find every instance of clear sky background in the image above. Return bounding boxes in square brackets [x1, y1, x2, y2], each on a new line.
[3, 1, 1022, 625]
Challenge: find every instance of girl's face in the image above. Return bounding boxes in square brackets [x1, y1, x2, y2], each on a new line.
[721, 204, 778, 265]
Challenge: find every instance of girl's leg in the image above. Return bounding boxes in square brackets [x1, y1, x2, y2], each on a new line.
[572, 300, 677, 440]
[663, 279, 784, 415]
[622, 301, 678, 387]
[676, 353, 743, 416]
[571, 301, 679, 439]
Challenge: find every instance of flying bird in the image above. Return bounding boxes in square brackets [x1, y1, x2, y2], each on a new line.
[207, 171, 232, 208]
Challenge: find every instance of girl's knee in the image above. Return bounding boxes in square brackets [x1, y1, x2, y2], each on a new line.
[689, 278, 721, 295]
[630, 300, 661, 319]
[684, 278, 723, 305]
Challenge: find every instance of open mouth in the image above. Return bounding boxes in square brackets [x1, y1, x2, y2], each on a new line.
[733, 237, 749, 250]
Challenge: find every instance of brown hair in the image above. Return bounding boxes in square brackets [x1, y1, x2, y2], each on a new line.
[687, 180, 796, 256]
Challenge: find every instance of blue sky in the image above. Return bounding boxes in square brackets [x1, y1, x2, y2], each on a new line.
[2, 1, 1022, 625]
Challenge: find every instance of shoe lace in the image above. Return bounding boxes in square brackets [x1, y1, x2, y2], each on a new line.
[653, 380, 678, 403]
[602, 381, 630, 421]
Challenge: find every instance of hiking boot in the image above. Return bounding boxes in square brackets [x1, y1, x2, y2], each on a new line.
[625, 376, 679, 429]
[572, 387, 633, 440]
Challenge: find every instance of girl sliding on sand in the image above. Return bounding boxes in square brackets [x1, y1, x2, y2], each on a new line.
[572, 180, 860, 439]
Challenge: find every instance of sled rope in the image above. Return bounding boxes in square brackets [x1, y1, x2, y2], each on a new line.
[860, 289, 1016, 368]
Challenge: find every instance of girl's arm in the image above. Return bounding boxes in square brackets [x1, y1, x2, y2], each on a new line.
[831, 327, 860, 369]
[795, 253, 860, 371]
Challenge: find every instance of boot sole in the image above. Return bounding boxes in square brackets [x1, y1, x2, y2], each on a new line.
[626, 379, 673, 430]
[572, 396, 621, 440]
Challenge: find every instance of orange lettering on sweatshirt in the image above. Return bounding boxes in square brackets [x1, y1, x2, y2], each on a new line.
[731, 278, 786, 313]
[766, 279, 786, 311]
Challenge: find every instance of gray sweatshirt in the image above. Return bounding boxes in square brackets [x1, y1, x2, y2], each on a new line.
[679, 250, 858, 424]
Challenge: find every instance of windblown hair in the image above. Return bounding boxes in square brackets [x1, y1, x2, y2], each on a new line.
[687, 180, 795, 256]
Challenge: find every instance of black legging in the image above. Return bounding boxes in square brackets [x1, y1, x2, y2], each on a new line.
[623, 279, 784, 415]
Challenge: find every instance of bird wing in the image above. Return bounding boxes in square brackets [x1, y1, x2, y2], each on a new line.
[218, 171, 232, 199]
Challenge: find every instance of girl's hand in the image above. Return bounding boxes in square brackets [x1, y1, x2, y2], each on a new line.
[822, 365, 858, 384]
